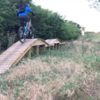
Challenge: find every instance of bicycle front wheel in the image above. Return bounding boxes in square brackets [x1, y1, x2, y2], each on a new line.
[18, 27, 26, 43]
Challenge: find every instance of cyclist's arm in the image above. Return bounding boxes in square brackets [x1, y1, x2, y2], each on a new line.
[26, 7, 35, 16]
[17, 11, 19, 16]
[31, 11, 35, 16]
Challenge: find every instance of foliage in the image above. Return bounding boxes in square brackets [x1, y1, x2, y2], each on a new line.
[87, 0, 100, 11]
[61, 21, 81, 40]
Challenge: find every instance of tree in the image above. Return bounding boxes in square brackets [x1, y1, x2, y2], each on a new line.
[61, 21, 81, 40]
[87, 0, 100, 11]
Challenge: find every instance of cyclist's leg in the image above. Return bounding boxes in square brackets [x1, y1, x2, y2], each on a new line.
[23, 15, 31, 31]
[21, 15, 34, 38]
[28, 20, 31, 30]
[18, 16, 24, 37]
[18, 17, 26, 43]
[18, 16, 24, 27]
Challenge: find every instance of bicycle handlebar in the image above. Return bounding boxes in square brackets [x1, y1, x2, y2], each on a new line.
[31, 16, 35, 19]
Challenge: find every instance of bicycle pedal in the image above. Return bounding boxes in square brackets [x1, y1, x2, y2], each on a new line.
[30, 32, 32, 34]
[20, 36, 23, 38]
[28, 29, 31, 32]
[32, 35, 34, 39]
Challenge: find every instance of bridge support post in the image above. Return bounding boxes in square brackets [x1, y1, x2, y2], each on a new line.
[46, 46, 50, 50]
[59, 44, 61, 48]
[27, 49, 31, 59]
[54, 44, 57, 49]
[40, 45, 45, 52]
[42, 45, 46, 52]
[51, 46, 54, 50]
[57, 44, 60, 49]
[34, 46, 39, 55]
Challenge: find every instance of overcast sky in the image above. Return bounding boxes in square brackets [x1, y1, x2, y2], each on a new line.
[33, 0, 100, 32]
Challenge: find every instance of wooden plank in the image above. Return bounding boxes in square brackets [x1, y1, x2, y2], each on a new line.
[31, 39, 49, 47]
[0, 68, 9, 70]
[33, 40, 45, 46]
[0, 39, 36, 74]
[45, 39, 61, 46]
[0, 65, 11, 68]
[1, 52, 22, 55]
[61, 42, 68, 45]
[0, 55, 21, 62]
[12, 46, 31, 66]
[0, 70, 5, 74]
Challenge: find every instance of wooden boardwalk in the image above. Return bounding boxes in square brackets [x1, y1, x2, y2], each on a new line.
[0, 38, 67, 74]
[45, 39, 61, 46]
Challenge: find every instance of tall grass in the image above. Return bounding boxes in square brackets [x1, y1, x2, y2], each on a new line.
[0, 37, 100, 100]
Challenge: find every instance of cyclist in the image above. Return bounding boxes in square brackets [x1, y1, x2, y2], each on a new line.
[17, 3, 35, 33]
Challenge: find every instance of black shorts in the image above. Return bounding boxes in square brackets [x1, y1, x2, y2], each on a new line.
[18, 15, 31, 27]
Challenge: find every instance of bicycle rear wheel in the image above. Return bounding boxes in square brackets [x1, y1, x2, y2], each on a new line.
[18, 27, 26, 43]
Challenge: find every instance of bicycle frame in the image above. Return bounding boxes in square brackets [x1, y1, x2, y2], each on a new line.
[18, 18, 34, 43]
[24, 22, 28, 35]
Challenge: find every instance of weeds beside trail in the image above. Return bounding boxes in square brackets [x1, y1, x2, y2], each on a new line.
[1, 36, 100, 100]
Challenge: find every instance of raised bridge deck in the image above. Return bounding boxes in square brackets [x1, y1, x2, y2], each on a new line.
[0, 38, 67, 74]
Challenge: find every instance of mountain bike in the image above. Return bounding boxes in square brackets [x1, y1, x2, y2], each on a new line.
[18, 18, 34, 43]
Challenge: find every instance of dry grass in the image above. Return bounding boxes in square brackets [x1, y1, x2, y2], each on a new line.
[4, 57, 99, 100]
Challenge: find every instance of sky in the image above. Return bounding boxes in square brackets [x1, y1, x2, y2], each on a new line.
[32, 0, 100, 32]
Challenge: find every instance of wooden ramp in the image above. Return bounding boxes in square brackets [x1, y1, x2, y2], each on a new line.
[45, 39, 61, 46]
[0, 38, 67, 74]
[0, 39, 49, 74]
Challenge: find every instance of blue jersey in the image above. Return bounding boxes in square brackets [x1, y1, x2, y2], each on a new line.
[18, 7, 35, 17]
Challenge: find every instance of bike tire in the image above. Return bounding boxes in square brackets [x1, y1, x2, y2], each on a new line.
[30, 26, 34, 39]
[18, 27, 26, 43]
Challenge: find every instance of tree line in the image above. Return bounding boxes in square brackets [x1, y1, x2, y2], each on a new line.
[0, 0, 82, 50]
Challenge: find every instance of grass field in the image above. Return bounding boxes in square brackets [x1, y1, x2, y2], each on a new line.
[1, 34, 100, 100]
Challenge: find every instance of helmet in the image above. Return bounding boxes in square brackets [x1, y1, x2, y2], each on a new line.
[25, 3, 29, 7]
